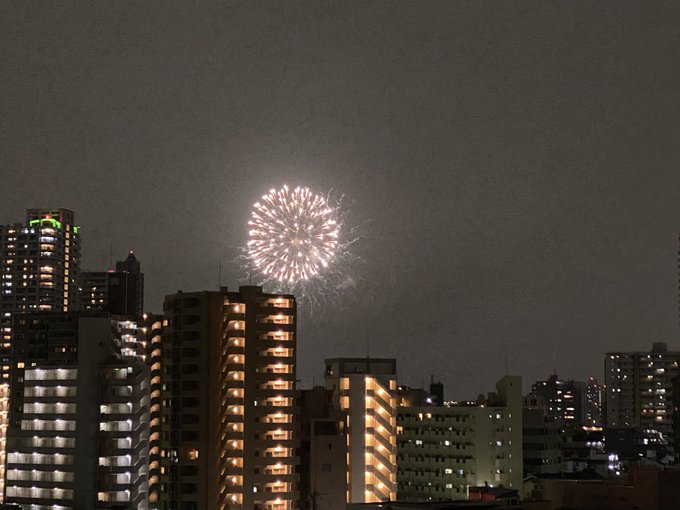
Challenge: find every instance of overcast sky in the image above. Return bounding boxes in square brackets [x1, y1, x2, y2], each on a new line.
[1, 1, 680, 398]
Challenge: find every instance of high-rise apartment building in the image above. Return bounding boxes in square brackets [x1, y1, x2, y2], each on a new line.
[530, 374, 586, 425]
[80, 251, 144, 318]
[605, 342, 680, 444]
[324, 358, 397, 504]
[585, 377, 604, 428]
[396, 376, 523, 501]
[4, 312, 149, 509]
[0, 209, 81, 378]
[0, 209, 81, 506]
[160, 286, 298, 510]
[0, 209, 81, 314]
[139, 313, 163, 508]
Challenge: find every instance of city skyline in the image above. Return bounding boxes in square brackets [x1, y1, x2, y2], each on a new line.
[0, 212, 642, 510]
[2, 3, 680, 399]
[0, 202, 670, 397]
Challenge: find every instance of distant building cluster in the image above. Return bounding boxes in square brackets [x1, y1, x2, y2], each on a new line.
[0, 207, 679, 510]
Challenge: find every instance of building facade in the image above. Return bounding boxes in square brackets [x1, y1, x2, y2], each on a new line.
[3, 312, 149, 509]
[584, 377, 604, 428]
[0, 209, 81, 378]
[605, 342, 680, 444]
[522, 405, 563, 476]
[530, 374, 587, 425]
[139, 313, 163, 508]
[0, 209, 82, 504]
[298, 386, 347, 510]
[324, 358, 397, 504]
[80, 251, 144, 318]
[397, 376, 523, 501]
[160, 286, 298, 510]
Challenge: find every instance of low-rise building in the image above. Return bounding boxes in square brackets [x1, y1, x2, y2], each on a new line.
[523, 467, 680, 510]
[397, 376, 523, 501]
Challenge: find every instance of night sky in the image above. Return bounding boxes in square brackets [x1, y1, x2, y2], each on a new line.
[2, 2, 680, 398]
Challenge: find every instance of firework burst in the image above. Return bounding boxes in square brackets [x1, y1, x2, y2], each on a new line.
[244, 185, 358, 308]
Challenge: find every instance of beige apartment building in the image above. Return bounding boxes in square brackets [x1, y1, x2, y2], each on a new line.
[397, 376, 523, 501]
[324, 358, 398, 504]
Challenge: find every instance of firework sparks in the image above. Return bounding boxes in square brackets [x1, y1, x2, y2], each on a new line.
[244, 185, 359, 308]
[248, 185, 340, 282]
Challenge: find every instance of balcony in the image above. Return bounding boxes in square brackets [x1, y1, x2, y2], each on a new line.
[258, 347, 294, 358]
[260, 396, 294, 407]
[255, 363, 293, 375]
[259, 298, 294, 309]
[258, 332, 294, 342]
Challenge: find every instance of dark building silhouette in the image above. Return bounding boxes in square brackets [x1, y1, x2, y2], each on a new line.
[429, 378, 444, 406]
[299, 386, 347, 510]
[80, 251, 144, 318]
[524, 467, 680, 510]
[530, 374, 587, 425]
[396, 385, 427, 407]
[673, 376, 680, 464]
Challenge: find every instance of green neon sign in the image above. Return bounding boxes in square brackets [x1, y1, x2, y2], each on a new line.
[73, 226, 80, 234]
[28, 218, 63, 229]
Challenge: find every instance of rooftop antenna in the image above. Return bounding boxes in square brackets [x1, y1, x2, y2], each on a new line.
[366, 332, 371, 371]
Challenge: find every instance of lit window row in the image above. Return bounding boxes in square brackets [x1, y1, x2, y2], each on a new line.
[98, 489, 131, 502]
[24, 369, 77, 381]
[8, 452, 74, 465]
[21, 419, 76, 432]
[6, 486, 73, 500]
[259, 347, 293, 357]
[7, 468, 74, 483]
[261, 397, 294, 407]
[100, 403, 133, 415]
[98, 455, 132, 467]
[28, 436, 75, 449]
[258, 330, 292, 341]
[23, 403, 76, 415]
[259, 380, 292, 391]
[99, 420, 132, 432]
[261, 315, 294, 325]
